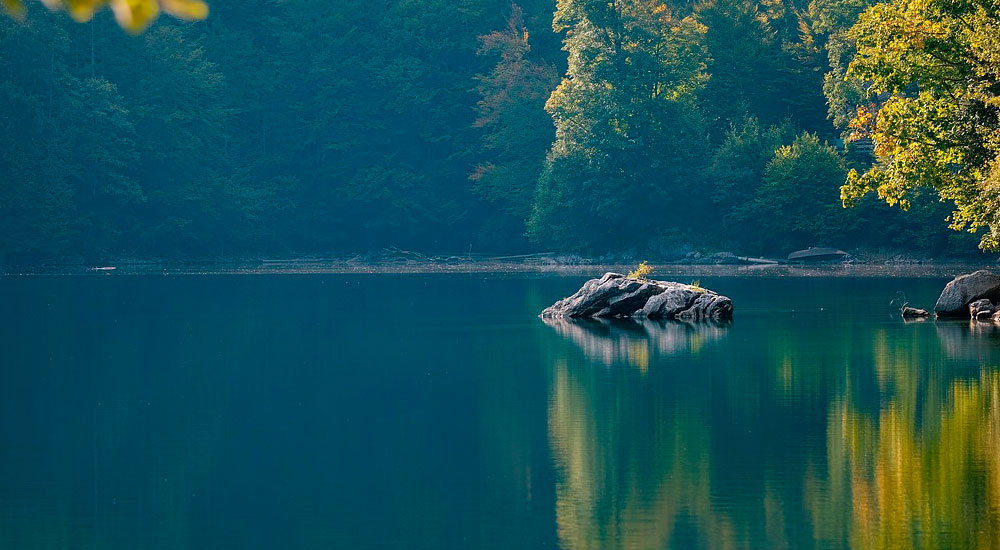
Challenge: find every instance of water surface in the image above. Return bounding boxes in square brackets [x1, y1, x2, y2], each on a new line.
[1, 274, 998, 549]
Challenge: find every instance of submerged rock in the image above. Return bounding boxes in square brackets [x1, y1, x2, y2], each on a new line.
[934, 270, 1000, 317]
[540, 272, 733, 321]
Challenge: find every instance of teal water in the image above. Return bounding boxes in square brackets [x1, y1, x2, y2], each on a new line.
[2, 274, 999, 549]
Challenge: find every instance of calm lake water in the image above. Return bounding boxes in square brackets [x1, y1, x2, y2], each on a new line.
[2, 273, 999, 549]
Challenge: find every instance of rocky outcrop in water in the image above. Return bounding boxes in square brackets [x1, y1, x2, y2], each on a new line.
[934, 270, 1000, 317]
[540, 272, 733, 321]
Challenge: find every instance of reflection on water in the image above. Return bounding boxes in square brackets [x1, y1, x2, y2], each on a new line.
[4, 275, 1000, 549]
[541, 318, 728, 370]
[546, 308, 1000, 549]
[936, 320, 1000, 362]
[809, 335, 1000, 549]
[548, 356, 724, 549]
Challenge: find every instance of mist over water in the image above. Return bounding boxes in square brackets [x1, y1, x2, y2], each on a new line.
[1, 274, 997, 549]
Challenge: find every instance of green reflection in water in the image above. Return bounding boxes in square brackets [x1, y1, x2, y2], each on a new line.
[810, 348, 1000, 549]
[545, 317, 1000, 550]
[546, 319, 750, 550]
[549, 356, 720, 548]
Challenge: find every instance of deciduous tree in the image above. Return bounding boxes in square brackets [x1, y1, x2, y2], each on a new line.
[528, 0, 709, 249]
[841, 0, 1000, 249]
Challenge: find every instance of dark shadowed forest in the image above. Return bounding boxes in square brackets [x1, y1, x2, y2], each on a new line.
[1, 0, 996, 263]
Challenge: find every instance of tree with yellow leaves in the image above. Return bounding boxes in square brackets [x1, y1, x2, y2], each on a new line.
[840, 0, 1000, 249]
[2, 0, 207, 33]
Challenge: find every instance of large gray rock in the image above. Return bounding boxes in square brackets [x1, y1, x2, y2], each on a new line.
[934, 270, 1000, 317]
[540, 272, 733, 321]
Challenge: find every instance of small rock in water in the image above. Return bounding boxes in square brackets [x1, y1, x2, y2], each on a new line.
[540, 272, 733, 322]
[901, 306, 930, 318]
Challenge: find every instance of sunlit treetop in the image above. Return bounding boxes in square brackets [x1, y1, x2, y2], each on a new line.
[840, 0, 1000, 249]
[2, 0, 208, 33]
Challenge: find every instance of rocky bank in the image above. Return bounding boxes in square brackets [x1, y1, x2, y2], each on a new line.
[934, 270, 1000, 317]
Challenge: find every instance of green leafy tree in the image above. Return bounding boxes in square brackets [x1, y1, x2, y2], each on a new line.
[840, 0, 1000, 249]
[697, 0, 829, 140]
[696, 0, 781, 135]
[63, 77, 142, 251]
[528, 0, 709, 249]
[471, 3, 559, 250]
[749, 132, 852, 251]
[810, 0, 877, 135]
[708, 116, 795, 244]
[0, 11, 76, 261]
[0, 7, 139, 259]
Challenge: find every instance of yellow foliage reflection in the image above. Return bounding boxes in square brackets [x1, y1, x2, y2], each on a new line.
[548, 356, 735, 549]
[546, 312, 1000, 549]
[809, 370, 1000, 549]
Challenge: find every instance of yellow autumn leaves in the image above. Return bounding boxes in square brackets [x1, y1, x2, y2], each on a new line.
[2, 0, 207, 33]
[839, 0, 1000, 249]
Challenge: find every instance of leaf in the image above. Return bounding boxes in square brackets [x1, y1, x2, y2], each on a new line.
[1, 0, 25, 18]
[109, 0, 159, 33]
[5, 0, 207, 31]
[160, 0, 206, 20]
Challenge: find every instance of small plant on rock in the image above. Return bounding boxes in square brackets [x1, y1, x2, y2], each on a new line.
[628, 261, 653, 280]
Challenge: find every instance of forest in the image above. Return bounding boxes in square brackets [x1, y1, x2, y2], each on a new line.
[0, 0, 997, 262]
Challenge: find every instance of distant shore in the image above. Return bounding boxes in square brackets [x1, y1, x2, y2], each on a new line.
[1, 253, 995, 277]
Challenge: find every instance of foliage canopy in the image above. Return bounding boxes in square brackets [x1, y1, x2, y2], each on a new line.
[0, 0, 992, 261]
[841, 0, 1000, 249]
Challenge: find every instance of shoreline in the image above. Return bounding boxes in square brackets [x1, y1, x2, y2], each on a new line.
[1, 258, 995, 277]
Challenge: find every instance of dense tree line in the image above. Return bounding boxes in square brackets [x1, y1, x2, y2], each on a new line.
[0, 0, 990, 262]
